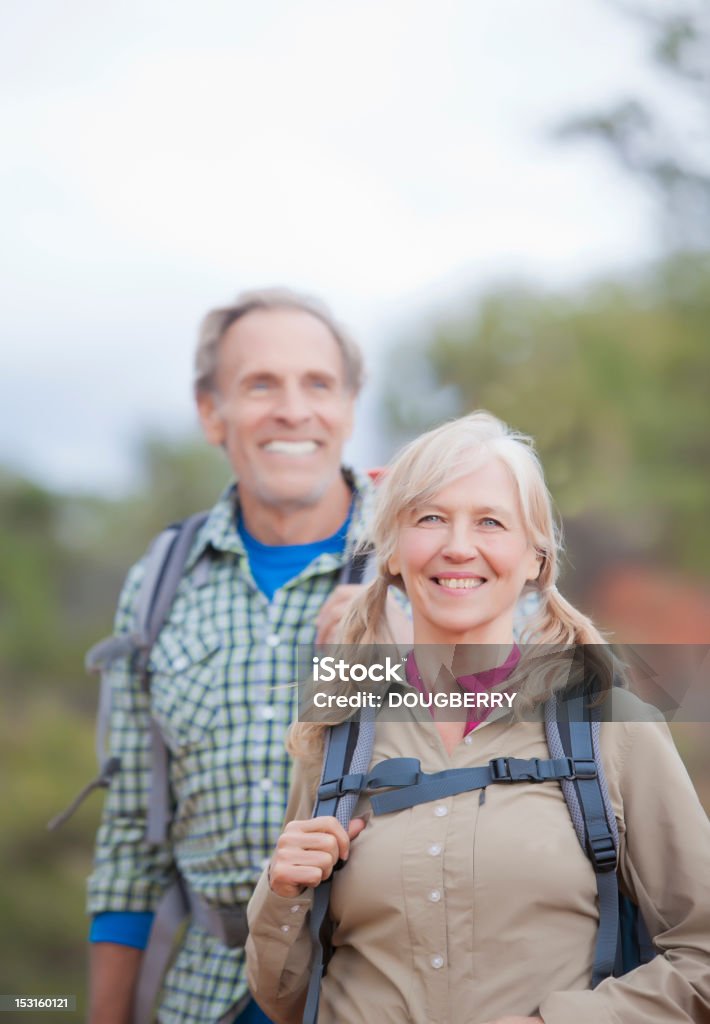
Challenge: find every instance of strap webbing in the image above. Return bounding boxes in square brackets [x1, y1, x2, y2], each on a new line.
[146, 719, 171, 845]
[303, 720, 356, 1024]
[132, 879, 251, 1024]
[133, 879, 189, 1024]
[562, 693, 619, 987]
[363, 755, 590, 814]
[135, 512, 210, 683]
[139, 513, 209, 845]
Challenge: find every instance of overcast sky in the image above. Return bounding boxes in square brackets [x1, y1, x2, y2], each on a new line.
[1, 0, 675, 494]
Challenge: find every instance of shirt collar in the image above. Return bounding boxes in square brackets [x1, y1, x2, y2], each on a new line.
[183, 466, 375, 572]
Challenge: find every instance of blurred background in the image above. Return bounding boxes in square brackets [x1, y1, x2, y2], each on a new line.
[1, 0, 708, 1017]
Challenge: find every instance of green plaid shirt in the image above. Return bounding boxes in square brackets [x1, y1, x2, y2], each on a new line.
[87, 471, 374, 1023]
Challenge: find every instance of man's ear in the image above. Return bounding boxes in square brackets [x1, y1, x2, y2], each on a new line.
[196, 389, 226, 447]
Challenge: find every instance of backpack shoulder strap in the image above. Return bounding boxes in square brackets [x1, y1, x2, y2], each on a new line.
[48, 512, 209, 834]
[339, 544, 374, 586]
[545, 686, 620, 987]
[135, 512, 209, 844]
[134, 511, 211, 681]
[303, 706, 376, 1024]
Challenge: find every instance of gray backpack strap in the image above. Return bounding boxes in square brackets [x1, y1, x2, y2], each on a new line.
[47, 513, 208, 834]
[132, 879, 190, 1024]
[545, 688, 620, 988]
[136, 512, 210, 844]
[338, 546, 374, 586]
[134, 512, 210, 682]
[303, 705, 376, 1024]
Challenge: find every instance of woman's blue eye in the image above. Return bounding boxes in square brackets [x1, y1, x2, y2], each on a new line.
[481, 517, 502, 527]
[418, 514, 443, 524]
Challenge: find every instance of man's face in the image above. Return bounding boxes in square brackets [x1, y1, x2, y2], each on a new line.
[197, 308, 356, 510]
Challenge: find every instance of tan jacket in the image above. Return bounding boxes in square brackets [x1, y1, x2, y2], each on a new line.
[246, 690, 710, 1023]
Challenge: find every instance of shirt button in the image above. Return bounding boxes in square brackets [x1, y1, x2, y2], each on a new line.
[260, 705, 276, 720]
[172, 656, 189, 672]
[260, 778, 273, 791]
[280, 924, 290, 933]
[266, 633, 281, 647]
[290, 905, 301, 914]
[428, 843, 442, 856]
[434, 805, 448, 817]
[464, 734, 473, 745]
[428, 889, 442, 903]
[431, 954, 445, 969]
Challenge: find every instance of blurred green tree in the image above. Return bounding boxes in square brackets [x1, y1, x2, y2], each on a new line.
[0, 433, 230, 1012]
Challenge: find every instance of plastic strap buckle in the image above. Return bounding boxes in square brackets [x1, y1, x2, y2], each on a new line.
[588, 833, 618, 873]
[317, 773, 366, 801]
[490, 757, 546, 783]
[489, 757, 513, 782]
[572, 759, 598, 780]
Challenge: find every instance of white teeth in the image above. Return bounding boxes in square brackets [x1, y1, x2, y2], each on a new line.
[436, 577, 485, 589]
[264, 441, 318, 455]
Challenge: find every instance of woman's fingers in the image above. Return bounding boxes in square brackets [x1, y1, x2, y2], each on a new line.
[269, 815, 366, 897]
[282, 816, 351, 860]
[348, 816, 368, 841]
[269, 849, 338, 894]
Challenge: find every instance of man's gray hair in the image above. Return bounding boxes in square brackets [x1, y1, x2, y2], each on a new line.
[194, 287, 365, 396]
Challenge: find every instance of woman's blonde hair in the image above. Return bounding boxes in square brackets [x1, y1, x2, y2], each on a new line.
[290, 411, 608, 760]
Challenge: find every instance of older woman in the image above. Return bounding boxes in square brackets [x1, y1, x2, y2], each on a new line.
[246, 412, 710, 1024]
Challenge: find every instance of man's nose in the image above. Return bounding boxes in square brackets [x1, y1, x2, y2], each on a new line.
[274, 382, 312, 424]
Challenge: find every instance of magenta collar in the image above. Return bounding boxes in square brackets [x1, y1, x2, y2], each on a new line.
[405, 645, 520, 735]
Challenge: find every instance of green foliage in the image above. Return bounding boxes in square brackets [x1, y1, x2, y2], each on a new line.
[0, 692, 99, 1016]
[384, 254, 710, 575]
[0, 435, 231, 695]
[0, 434, 229, 1015]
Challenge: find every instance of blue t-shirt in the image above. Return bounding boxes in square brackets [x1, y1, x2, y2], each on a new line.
[237, 508, 352, 600]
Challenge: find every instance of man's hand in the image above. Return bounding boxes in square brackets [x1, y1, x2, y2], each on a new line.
[315, 584, 362, 645]
[480, 1017, 544, 1023]
[315, 584, 412, 645]
[268, 815, 368, 898]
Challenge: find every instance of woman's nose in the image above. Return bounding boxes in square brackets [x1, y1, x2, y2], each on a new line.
[440, 525, 478, 561]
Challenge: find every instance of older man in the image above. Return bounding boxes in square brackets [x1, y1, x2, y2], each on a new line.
[87, 289, 404, 1024]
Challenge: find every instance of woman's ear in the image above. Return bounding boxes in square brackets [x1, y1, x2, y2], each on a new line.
[387, 554, 401, 578]
[526, 547, 544, 583]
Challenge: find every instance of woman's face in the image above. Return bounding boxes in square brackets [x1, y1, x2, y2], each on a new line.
[388, 458, 541, 646]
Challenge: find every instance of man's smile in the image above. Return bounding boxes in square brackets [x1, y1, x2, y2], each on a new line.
[262, 440, 321, 456]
